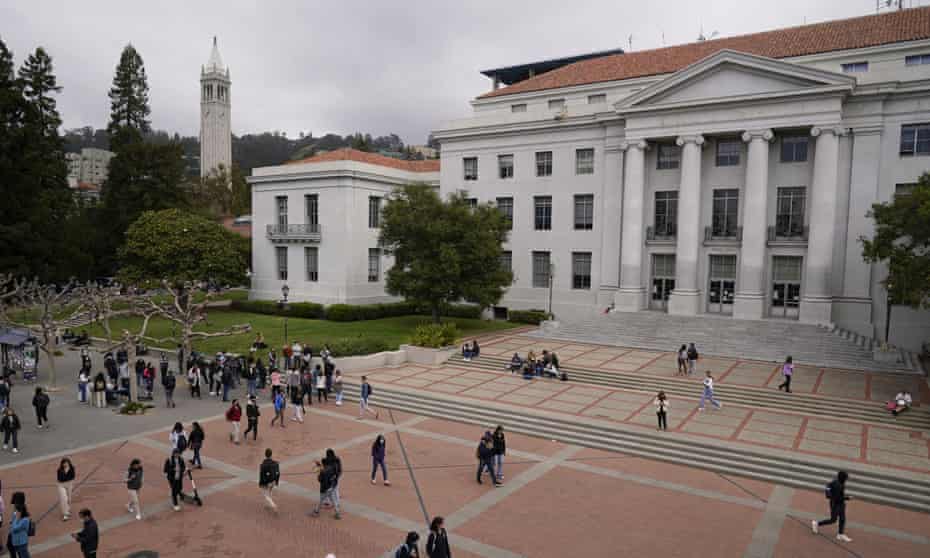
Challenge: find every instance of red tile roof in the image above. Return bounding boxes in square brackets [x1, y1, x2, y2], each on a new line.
[287, 148, 440, 172]
[480, 6, 930, 99]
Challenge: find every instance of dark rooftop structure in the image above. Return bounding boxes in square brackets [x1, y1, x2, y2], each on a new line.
[480, 47, 625, 90]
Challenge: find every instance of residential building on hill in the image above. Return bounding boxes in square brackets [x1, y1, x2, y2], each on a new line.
[66, 147, 114, 185]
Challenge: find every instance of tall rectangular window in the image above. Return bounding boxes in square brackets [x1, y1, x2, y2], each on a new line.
[305, 247, 318, 282]
[895, 183, 917, 198]
[535, 151, 553, 177]
[368, 196, 382, 228]
[368, 248, 380, 282]
[463, 157, 478, 180]
[780, 136, 808, 162]
[716, 140, 741, 166]
[305, 194, 318, 226]
[775, 187, 806, 237]
[575, 148, 595, 174]
[657, 144, 680, 169]
[654, 191, 678, 237]
[712, 189, 740, 237]
[532, 251, 550, 288]
[496, 197, 513, 229]
[275, 196, 288, 226]
[574, 194, 594, 230]
[465, 198, 478, 208]
[534, 196, 552, 230]
[276, 247, 288, 280]
[572, 252, 592, 290]
[498, 154, 514, 178]
[499, 250, 512, 272]
[900, 123, 930, 156]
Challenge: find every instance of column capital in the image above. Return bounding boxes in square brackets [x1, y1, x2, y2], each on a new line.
[811, 126, 848, 138]
[741, 129, 774, 143]
[675, 135, 705, 147]
[620, 139, 649, 152]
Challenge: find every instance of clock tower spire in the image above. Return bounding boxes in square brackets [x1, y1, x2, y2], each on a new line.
[200, 37, 232, 178]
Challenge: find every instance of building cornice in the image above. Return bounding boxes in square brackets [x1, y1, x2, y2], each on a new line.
[431, 113, 616, 143]
[248, 169, 439, 188]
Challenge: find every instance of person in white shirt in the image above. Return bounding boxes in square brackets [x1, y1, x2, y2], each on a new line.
[654, 391, 670, 431]
[698, 371, 722, 411]
[892, 391, 913, 416]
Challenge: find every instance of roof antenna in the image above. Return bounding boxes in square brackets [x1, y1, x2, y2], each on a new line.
[213, 36, 217, 46]
[628, 34, 633, 51]
[697, 24, 719, 42]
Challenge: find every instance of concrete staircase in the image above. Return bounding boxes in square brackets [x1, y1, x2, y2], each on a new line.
[448, 354, 930, 430]
[342, 381, 930, 512]
[530, 311, 922, 374]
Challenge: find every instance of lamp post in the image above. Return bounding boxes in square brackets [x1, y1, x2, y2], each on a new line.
[547, 263, 555, 317]
[279, 284, 290, 344]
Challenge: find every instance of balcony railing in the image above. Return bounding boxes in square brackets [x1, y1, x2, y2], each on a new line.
[704, 225, 742, 243]
[767, 225, 808, 244]
[646, 225, 676, 243]
[266, 223, 322, 243]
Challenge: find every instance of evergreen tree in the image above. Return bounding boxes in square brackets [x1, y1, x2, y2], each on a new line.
[107, 44, 150, 152]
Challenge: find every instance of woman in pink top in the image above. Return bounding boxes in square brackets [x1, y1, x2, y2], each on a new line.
[270, 369, 283, 397]
[777, 356, 794, 393]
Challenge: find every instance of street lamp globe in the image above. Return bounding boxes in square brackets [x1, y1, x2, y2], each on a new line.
[281, 284, 289, 302]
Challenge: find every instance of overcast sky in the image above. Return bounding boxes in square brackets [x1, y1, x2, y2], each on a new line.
[2, 0, 926, 144]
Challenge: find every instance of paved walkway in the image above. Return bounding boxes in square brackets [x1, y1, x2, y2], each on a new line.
[2, 402, 928, 557]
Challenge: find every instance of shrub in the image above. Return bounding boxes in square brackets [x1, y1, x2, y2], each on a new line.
[231, 299, 325, 319]
[326, 336, 393, 356]
[409, 322, 459, 348]
[508, 309, 550, 325]
[435, 303, 483, 319]
[119, 401, 155, 415]
[234, 299, 483, 322]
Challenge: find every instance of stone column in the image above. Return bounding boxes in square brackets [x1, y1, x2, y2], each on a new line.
[615, 140, 648, 311]
[667, 135, 704, 316]
[597, 145, 624, 307]
[733, 129, 773, 320]
[800, 126, 844, 324]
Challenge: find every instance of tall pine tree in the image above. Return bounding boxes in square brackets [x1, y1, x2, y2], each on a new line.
[107, 44, 150, 152]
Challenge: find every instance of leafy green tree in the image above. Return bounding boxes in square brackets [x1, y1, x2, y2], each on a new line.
[195, 163, 251, 217]
[861, 176, 930, 344]
[379, 184, 512, 323]
[107, 44, 150, 152]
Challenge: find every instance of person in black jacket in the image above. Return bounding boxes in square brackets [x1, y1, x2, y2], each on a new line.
[32, 387, 50, 429]
[71, 508, 98, 557]
[163, 449, 186, 511]
[259, 448, 280, 512]
[475, 432, 501, 487]
[812, 471, 852, 542]
[244, 396, 260, 441]
[492, 426, 506, 483]
[126, 459, 143, 520]
[426, 516, 451, 558]
[1, 407, 21, 453]
[57, 457, 76, 521]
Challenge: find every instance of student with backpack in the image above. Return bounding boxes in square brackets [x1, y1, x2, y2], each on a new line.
[426, 516, 451, 558]
[270, 390, 286, 428]
[359, 376, 378, 420]
[259, 448, 280, 512]
[812, 471, 853, 542]
[163, 371, 177, 408]
[188, 423, 205, 469]
[686, 343, 699, 376]
[32, 387, 50, 429]
[244, 396, 260, 441]
[169, 423, 187, 453]
[395, 531, 421, 558]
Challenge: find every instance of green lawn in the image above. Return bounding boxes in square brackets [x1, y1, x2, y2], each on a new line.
[84, 309, 519, 356]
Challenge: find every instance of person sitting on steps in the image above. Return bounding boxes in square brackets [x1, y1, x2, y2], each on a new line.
[888, 390, 912, 416]
[508, 353, 523, 374]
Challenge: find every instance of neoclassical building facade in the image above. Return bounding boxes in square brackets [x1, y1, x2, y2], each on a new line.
[431, 8, 930, 351]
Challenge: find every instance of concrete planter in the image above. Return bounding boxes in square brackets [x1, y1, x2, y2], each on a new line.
[334, 350, 407, 372]
[873, 347, 904, 365]
[400, 344, 458, 366]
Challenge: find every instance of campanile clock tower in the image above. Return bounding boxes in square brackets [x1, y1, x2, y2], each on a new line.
[200, 37, 231, 178]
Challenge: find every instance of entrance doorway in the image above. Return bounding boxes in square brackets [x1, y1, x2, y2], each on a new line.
[650, 254, 675, 311]
[707, 255, 736, 315]
[771, 256, 802, 319]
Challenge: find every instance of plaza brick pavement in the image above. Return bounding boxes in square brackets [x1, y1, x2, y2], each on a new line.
[343, 333, 930, 474]
[2, 400, 929, 558]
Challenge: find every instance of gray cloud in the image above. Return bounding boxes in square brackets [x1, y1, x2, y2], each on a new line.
[0, 0, 914, 144]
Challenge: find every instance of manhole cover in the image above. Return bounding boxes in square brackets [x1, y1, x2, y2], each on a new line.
[127, 552, 159, 558]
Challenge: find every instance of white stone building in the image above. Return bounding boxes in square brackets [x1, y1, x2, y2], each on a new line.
[200, 37, 232, 177]
[429, 8, 930, 351]
[66, 147, 114, 185]
[248, 148, 439, 304]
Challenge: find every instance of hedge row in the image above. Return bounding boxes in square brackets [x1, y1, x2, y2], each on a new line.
[230, 299, 482, 322]
[508, 309, 550, 325]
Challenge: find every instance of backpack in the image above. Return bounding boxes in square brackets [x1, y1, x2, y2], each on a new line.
[260, 461, 278, 485]
[176, 433, 188, 452]
[394, 545, 410, 558]
[688, 347, 698, 360]
[27, 517, 36, 537]
[824, 482, 832, 500]
[165, 374, 176, 389]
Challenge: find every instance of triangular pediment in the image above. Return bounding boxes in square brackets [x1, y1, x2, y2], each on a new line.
[616, 50, 855, 112]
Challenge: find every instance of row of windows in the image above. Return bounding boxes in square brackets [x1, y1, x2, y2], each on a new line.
[656, 136, 809, 170]
[274, 194, 383, 229]
[839, 53, 930, 73]
[498, 251, 593, 290]
[274, 247, 382, 283]
[510, 94, 606, 114]
[463, 149, 595, 180]
[487, 194, 593, 231]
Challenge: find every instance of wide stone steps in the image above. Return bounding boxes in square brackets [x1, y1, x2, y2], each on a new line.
[341, 381, 930, 512]
[530, 311, 921, 374]
[449, 354, 930, 430]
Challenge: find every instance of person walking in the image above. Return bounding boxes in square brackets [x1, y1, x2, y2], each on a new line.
[57, 458, 76, 521]
[270, 368, 283, 398]
[226, 400, 242, 444]
[220, 365, 233, 402]
[655, 391, 669, 431]
[245, 360, 258, 399]
[188, 422, 205, 469]
[244, 396, 260, 441]
[324, 448, 343, 506]
[492, 426, 506, 482]
[359, 376, 378, 420]
[163, 449, 186, 512]
[813, 471, 853, 542]
[315, 367, 327, 404]
[333, 370, 344, 406]
[187, 364, 202, 399]
[0, 376, 10, 411]
[126, 458, 143, 520]
[395, 531, 421, 558]
[92, 373, 106, 408]
[371, 434, 389, 485]
[686, 343, 699, 376]
[426, 516, 451, 558]
[259, 448, 280, 513]
[270, 390, 286, 428]
[8, 494, 32, 558]
[71, 508, 98, 558]
[290, 382, 304, 424]
[163, 371, 176, 408]
[475, 432, 501, 487]
[676, 345, 688, 376]
[31, 387, 49, 429]
[698, 371, 723, 411]
[1, 407, 21, 453]
[310, 458, 341, 519]
[77, 370, 89, 404]
[777, 356, 794, 393]
[169, 423, 187, 453]
[300, 366, 313, 409]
